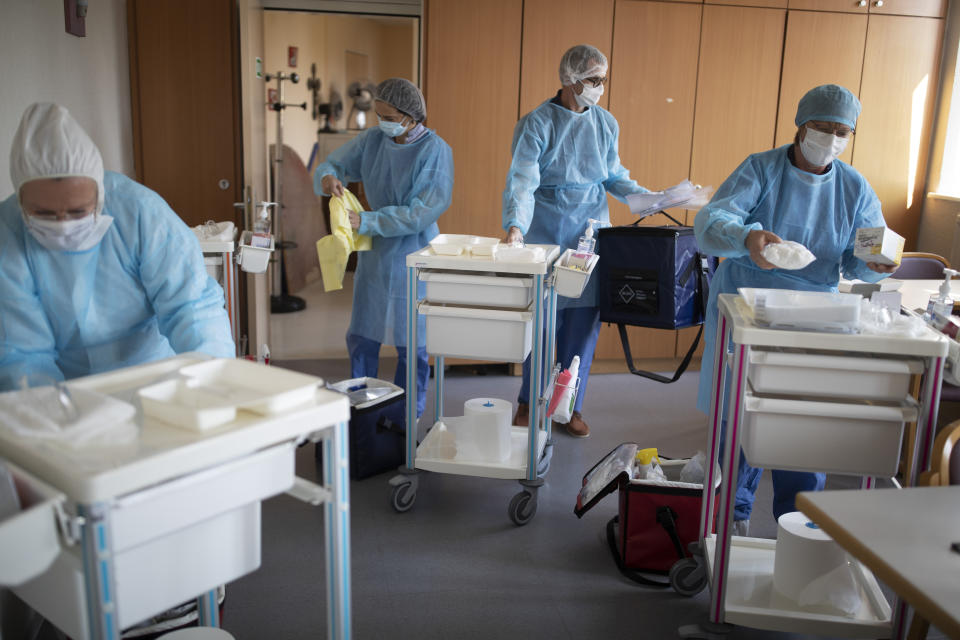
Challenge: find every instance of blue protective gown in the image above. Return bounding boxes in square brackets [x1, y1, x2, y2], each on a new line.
[314, 127, 454, 347]
[695, 145, 888, 520]
[502, 97, 648, 308]
[0, 171, 235, 391]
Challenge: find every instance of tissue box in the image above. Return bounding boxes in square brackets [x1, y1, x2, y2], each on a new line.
[853, 227, 904, 266]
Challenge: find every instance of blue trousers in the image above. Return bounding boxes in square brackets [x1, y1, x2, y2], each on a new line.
[720, 421, 825, 521]
[346, 333, 429, 417]
[518, 305, 601, 415]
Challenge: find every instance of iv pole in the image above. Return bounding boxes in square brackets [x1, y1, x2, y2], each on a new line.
[265, 71, 307, 314]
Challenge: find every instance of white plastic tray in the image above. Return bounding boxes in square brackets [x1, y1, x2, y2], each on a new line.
[415, 423, 547, 479]
[138, 379, 238, 431]
[747, 349, 922, 401]
[703, 535, 891, 637]
[419, 270, 534, 308]
[0, 463, 64, 587]
[429, 234, 499, 257]
[739, 288, 861, 333]
[741, 392, 915, 476]
[554, 248, 599, 298]
[420, 302, 533, 362]
[178, 358, 321, 415]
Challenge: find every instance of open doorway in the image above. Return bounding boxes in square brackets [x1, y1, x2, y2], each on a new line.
[262, 9, 421, 359]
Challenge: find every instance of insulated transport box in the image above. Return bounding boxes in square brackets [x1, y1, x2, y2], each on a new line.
[323, 377, 405, 480]
[596, 222, 717, 382]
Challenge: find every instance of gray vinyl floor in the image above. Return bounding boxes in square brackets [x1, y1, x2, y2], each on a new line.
[216, 359, 945, 640]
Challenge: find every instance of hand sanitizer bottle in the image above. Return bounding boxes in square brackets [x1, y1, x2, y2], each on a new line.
[568, 219, 600, 270]
[925, 268, 959, 322]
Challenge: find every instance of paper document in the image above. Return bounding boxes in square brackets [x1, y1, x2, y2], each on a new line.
[626, 180, 713, 219]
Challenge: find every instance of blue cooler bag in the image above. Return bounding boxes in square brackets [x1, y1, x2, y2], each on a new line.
[597, 216, 717, 383]
[320, 377, 406, 479]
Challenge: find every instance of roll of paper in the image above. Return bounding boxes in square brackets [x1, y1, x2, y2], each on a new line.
[773, 511, 847, 601]
[463, 398, 512, 463]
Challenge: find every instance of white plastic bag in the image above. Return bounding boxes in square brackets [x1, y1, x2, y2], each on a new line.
[679, 451, 707, 484]
[762, 241, 816, 270]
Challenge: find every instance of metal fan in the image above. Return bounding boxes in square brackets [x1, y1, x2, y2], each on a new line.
[347, 81, 377, 130]
[317, 89, 344, 134]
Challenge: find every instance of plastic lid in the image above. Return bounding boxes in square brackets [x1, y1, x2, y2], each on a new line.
[584, 218, 600, 239]
[635, 447, 659, 465]
[942, 268, 959, 297]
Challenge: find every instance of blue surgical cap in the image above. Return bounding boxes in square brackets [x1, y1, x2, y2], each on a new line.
[795, 84, 861, 130]
[375, 78, 426, 123]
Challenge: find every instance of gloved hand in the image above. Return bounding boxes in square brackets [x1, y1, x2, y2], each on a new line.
[348, 209, 361, 230]
[505, 226, 523, 246]
[321, 174, 345, 197]
[746, 229, 781, 270]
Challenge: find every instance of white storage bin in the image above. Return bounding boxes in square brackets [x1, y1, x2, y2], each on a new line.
[420, 302, 532, 362]
[237, 230, 273, 274]
[554, 248, 599, 298]
[178, 358, 320, 415]
[0, 463, 64, 587]
[419, 270, 534, 308]
[741, 393, 915, 476]
[138, 379, 237, 431]
[739, 288, 861, 332]
[747, 350, 922, 401]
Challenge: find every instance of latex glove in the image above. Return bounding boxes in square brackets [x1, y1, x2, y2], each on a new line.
[746, 229, 781, 270]
[322, 174, 345, 197]
[348, 209, 361, 230]
[867, 262, 898, 274]
[505, 226, 523, 246]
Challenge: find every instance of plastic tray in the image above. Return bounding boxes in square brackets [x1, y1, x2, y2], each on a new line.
[739, 288, 861, 332]
[178, 359, 321, 415]
[138, 379, 238, 431]
[554, 248, 599, 298]
[415, 422, 547, 479]
[429, 234, 499, 257]
[419, 270, 534, 308]
[747, 349, 922, 401]
[419, 302, 532, 362]
[741, 392, 915, 476]
[0, 463, 64, 587]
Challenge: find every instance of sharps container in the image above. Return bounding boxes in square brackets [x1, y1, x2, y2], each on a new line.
[321, 377, 406, 479]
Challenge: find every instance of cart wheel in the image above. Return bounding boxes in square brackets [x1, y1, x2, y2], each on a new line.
[669, 557, 707, 597]
[391, 482, 416, 513]
[508, 491, 537, 526]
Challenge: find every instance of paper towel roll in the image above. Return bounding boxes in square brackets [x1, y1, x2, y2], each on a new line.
[773, 511, 847, 601]
[463, 398, 512, 463]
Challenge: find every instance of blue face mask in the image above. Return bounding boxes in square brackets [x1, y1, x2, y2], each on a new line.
[377, 116, 409, 138]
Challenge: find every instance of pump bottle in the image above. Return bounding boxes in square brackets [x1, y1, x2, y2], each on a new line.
[925, 267, 959, 322]
[568, 219, 600, 270]
[634, 447, 666, 482]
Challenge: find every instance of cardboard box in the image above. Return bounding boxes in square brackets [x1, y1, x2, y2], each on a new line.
[854, 227, 904, 266]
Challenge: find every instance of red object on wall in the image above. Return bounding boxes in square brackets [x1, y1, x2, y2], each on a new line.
[288, 46, 298, 68]
[267, 88, 278, 104]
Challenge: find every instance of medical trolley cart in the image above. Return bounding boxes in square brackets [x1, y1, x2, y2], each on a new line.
[389, 243, 568, 526]
[0, 354, 352, 640]
[676, 293, 948, 639]
[198, 237, 240, 354]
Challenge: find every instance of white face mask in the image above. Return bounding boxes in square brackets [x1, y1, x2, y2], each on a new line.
[574, 82, 604, 108]
[25, 213, 114, 252]
[799, 127, 848, 167]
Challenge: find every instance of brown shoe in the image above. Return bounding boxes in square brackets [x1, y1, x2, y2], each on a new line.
[564, 411, 590, 438]
[513, 402, 529, 427]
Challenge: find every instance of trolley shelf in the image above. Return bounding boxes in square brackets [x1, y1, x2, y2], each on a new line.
[702, 535, 891, 637]
[414, 425, 548, 479]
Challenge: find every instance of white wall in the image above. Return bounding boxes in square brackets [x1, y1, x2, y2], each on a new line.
[0, 0, 134, 197]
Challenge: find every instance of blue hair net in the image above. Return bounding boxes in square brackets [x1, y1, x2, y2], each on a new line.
[795, 84, 861, 130]
[559, 45, 608, 86]
[375, 78, 426, 122]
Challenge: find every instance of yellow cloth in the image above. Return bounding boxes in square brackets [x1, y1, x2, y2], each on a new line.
[316, 189, 372, 291]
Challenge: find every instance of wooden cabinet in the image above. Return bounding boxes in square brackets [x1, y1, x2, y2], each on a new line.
[788, 0, 946, 15]
[788, 0, 868, 12]
[519, 0, 614, 116]
[707, 0, 787, 6]
[854, 15, 944, 249]
[775, 10, 867, 163]
[423, 0, 522, 239]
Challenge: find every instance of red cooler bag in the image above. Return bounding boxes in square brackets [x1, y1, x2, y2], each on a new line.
[575, 444, 719, 586]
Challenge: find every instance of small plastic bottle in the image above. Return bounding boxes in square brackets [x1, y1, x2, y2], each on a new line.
[635, 447, 666, 482]
[551, 355, 580, 423]
[925, 268, 958, 322]
[567, 219, 600, 270]
[251, 202, 275, 248]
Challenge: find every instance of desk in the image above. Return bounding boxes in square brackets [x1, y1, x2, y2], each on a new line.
[797, 487, 960, 640]
[893, 279, 960, 313]
[0, 355, 351, 640]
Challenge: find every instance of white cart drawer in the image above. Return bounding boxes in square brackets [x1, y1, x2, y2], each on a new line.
[748, 350, 923, 401]
[419, 270, 534, 309]
[741, 393, 915, 477]
[0, 463, 65, 587]
[421, 302, 532, 362]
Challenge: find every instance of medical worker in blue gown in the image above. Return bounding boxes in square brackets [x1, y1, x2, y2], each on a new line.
[503, 44, 649, 438]
[0, 103, 235, 392]
[314, 78, 454, 417]
[694, 85, 897, 534]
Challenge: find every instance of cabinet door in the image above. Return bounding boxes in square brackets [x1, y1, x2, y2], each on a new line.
[854, 15, 943, 249]
[519, 0, 615, 116]
[788, 0, 868, 12]
[424, 0, 523, 238]
[775, 9, 867, 165]
[706, 0, 787, 7]
[690, 5, 785, 192]
[595, 0, 704, 362]
[869, 0, 947, 17]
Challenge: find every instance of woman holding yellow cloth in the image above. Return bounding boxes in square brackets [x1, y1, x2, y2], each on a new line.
[316, 189, 372, 291]
[313, 78, 454, 417]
